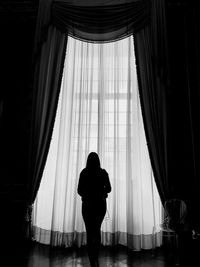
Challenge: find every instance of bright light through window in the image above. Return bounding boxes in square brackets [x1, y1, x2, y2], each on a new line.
[33, 36, 162, 250]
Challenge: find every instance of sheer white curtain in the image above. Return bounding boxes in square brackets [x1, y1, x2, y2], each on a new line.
[32, 36, 162, 250]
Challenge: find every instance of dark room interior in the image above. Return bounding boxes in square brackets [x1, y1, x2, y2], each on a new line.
[0, 0, 200, 266]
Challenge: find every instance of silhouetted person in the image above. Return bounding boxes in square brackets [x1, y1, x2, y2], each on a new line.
[78, 152, 111, 267]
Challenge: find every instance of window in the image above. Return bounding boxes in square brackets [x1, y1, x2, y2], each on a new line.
[33, 36, 162, 250]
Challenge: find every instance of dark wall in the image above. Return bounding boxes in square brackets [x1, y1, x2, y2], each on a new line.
[0, 1, 38, 261]
[0, 1, 37, 184]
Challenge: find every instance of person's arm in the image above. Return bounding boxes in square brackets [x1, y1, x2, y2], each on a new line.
[103, 170, 111, 194]
[77, 170, 85, 197]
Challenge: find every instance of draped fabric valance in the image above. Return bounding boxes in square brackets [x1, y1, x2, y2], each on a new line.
[52, 0, 150, 42]
[34, 0, 151, 58]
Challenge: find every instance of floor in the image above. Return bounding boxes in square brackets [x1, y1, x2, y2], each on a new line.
[26, 244, 168, 267]
[3, 236, 199, 267]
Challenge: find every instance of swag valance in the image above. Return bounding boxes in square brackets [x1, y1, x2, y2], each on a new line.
[52, 0, 150, 42]
[34, 0, 151, 56]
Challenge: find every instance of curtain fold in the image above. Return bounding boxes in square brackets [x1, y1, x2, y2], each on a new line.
[27, 26, 68, 205]
[52, 0, 150, 42]
[32, 36, 162, 250]
[134, 0, 169, 204]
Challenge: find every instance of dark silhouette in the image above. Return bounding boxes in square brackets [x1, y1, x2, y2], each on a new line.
[78, 152, 111, 267]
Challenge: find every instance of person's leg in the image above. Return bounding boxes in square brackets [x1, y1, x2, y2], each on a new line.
[82, 203, 97, 266]
[82, 201, 106, 266]
[86, 225, 97, 266]
[93, 201, 107, 264]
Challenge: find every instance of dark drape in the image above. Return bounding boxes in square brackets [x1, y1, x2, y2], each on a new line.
[27, 0, 169, 218]
[165, 3, 200, 229]
[134, 0, 170, 203]
[134, 0, 169, 204]
[184, 5, 200, 229]
[27, 26, 67, 205]
[52, 0, 150, 42]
